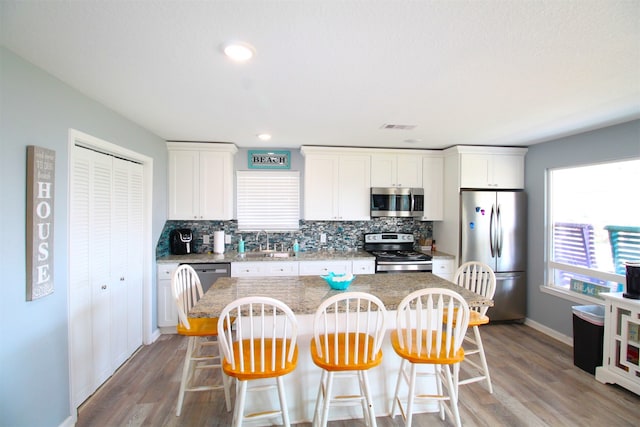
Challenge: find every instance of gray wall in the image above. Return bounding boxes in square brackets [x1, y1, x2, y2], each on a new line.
[0, 47, 168, 426]
[525, 119, 640, 336]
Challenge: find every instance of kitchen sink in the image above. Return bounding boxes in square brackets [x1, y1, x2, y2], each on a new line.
[243, 250, 291, 258]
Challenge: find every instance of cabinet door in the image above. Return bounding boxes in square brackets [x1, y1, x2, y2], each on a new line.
[337, 155, 371, 220]
[168, 150, 199, 219]
[304, 156, 339, 220]
[200, 151, 233, 220]
[262, 262, 299, 276]
[352, 259, 375, 275]
[460, 153, 492, 188]
[422, 156, 443, 220]
[371, 154, 396, 187]
[492, 154, 525, 189]
[299, 260, 351, 276]
[432, 258, 454, 282]
[157, 263, 179, 327]
[396, 155, 423, 187]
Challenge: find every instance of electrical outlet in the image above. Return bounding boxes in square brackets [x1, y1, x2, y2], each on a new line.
[203, 234, 210, 244]
[225, 234, 231, 244]
[320, 233, 327, 244]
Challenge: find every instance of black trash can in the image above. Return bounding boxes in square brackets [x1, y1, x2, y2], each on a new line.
[572, 305, 605, 375]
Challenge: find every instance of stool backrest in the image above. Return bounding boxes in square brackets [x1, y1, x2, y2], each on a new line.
[312, 292, 387, 367]
[218, 296, 298, 374]
[454, 261, 496, 316]
[171, 264, 204, 330]
[395, 288, 469, 359]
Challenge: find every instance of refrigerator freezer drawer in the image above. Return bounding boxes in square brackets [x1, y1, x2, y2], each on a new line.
[487, 272, 526, 322]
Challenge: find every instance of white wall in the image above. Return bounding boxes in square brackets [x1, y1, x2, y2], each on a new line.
[525, 119, 640, 336]
[0, 47, 168, 426]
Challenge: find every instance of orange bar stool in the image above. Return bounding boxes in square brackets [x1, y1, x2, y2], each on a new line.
[390, 288, 470, 427]
[310, 292, 387, 427]
[217, 296, 298, 427]
[171, 264, 232, 416]
[453, 261, 496, 393]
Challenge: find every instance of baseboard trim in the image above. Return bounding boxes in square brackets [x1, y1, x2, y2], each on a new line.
[524, 317, 573, 347]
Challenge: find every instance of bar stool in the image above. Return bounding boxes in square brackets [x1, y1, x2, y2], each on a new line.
[310, 292, 387, 427]
[171, 264, 232, 416]
[390, 288, 470, 427]
[217, 296, 298, 427]
[453, 261, 496, 393]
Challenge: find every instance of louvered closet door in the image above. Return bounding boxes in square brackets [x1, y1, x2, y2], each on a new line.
[69, 146, 144, 407]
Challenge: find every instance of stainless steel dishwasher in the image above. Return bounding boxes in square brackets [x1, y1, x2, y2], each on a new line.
[184, 263, 231, 293]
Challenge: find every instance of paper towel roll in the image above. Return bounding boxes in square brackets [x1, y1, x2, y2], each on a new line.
[213, 231, 225, 254]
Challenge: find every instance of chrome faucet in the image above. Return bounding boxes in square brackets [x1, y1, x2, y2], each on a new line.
[256, 230, 269, 251]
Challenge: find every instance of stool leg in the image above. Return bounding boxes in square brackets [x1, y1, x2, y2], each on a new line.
[176, 336, 196, 416]
[406, 363, 417, 427]
[276, 376, 291, 427]
[233, 380, 247, 427]
[320, 372, 335, 427]
[312, 370, 327, 427]
[360, 370, 377, 427]
[390, 358, 406, 418]
[444, 365, 462, 427]
[474, 325, 493, 393]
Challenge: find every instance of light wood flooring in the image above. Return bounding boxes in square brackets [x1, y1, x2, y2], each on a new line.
[77, 323, 639, 426]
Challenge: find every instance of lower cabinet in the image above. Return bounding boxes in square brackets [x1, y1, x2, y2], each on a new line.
[432, 258, 455, 282]
[157, 263, 179, 328]
[596, 293, 640, 394]
[231, 261, 299, 277]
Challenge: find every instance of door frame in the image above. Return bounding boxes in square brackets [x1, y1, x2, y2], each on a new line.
[66, 129, 155, 413]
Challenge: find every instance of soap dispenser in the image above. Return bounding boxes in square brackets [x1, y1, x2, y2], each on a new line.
[238, 236, 245, 254]
[293, 239, 299, 255]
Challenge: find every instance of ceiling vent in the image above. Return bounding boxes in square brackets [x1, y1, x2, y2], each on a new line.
[380, 123, 416, 130]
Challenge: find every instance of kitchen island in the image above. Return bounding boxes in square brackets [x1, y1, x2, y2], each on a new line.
[191, 273, 492, 425]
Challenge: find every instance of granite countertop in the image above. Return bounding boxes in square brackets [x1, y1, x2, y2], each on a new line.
[157, 249, 453, 263]
[190, 272, 492, 318]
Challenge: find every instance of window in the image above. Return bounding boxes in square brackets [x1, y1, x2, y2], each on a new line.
[547, 159, 640, 300]
[236, 171, 300, 231]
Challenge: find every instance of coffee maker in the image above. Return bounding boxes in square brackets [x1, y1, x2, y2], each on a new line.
[170, 228, 193, 255]
[624, 262, 640, 299]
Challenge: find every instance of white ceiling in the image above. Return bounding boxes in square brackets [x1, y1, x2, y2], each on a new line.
[1, 0, 639, 150]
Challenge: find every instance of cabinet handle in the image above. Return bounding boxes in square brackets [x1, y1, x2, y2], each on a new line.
[101, 285, 107, 290]
[120, 277, 125, 281]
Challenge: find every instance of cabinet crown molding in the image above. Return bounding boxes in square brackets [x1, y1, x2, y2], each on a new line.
[166, 141, 238, 153]
[300, 145, 440, 156]
[444, 145, 528, 155]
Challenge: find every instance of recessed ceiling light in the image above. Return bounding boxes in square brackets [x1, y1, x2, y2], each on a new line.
[222, 41, 255, 61]
[257, 133, 272, 141]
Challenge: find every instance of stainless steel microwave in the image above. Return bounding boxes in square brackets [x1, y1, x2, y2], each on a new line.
[370, 187, 424, 218]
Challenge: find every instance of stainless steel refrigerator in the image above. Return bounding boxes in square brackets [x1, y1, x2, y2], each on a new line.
[460, 190, 527, 321]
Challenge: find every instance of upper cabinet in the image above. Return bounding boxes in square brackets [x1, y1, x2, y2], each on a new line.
[301, 147, 371, 221]
[371, 153, 422, 187]
[167, 142, 237, 220]
[448, 146, 527, 190]
[421, 154, 444, 220]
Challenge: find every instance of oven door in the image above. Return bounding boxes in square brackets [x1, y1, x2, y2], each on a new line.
[376, 261, 433, 273]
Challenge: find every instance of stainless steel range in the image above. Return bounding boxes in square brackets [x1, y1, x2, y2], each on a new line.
[364, 232, 432, 273]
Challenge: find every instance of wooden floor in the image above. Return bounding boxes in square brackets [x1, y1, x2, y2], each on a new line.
[77, 323, 639, 426]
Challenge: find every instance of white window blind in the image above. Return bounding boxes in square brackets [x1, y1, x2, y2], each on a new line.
[237, 171, 300, 231]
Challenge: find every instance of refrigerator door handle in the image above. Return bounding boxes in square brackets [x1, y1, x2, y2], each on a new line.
[489, 204, 496, 257]
[496, 204, 503, 257]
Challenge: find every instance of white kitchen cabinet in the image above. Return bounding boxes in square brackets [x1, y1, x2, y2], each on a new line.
[299, 260, 351, 276]
[596, 293, 640, 395]
[371, 153, 423, 188]
[456, 146, 526, 189]
[167, 142, 237, 220]
[231, 261, 299, 277]
[432, 258, 455, 282]
[352, 259, 376, 275]
[301, 147, 371, 221]
[157, 263, 179, 328]
[421, 155, 444, 220]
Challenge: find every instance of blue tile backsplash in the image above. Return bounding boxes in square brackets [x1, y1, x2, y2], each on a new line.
[156, 218, 433, 257]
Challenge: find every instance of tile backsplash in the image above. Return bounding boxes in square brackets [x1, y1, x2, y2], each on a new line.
[156, 218, 433, 257]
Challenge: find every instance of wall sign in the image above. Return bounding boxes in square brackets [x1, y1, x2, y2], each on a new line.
[26, 145, 55, 300]
[248, 150, 290, 169]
